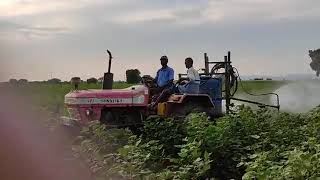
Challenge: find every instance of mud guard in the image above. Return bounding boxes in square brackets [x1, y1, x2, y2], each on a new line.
[165, 94, 217, 117]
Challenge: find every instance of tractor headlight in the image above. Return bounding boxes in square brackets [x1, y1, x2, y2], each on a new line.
[86, 108, 94, 116]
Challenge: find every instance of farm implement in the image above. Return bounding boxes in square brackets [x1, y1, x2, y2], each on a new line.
[63, 50, 280, 127]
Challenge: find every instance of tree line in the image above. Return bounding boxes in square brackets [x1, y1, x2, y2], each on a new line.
[7, 69, 142, 85]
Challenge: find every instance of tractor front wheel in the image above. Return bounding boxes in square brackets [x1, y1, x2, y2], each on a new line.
[100, 108, 145, 128]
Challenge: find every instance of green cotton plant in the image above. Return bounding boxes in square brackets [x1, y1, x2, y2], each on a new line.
[108, 137, 168, 179]
[74, 121, 134, 179]
[170, 139, 212, 179]
[185, 113, 211, 140]
[167, 113, 213, 179]
[78, 121, 133, 154]
[304, 107, 320, 140]
[242, 107, 320, 180]
[104, 114, 214, 180]
[200, 105, 310, 179]
[141, 116, 186, 156]
[243, 138, 320, 180]
[74, 106, 320, 180]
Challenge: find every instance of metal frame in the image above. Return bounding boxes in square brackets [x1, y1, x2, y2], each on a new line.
[179, 51, 280, 114]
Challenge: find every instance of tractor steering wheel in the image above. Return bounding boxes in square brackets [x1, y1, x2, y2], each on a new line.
[141, 75, 158, 89]
[176, 78, 188, 86]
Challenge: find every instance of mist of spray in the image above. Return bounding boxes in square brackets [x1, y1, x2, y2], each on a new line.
[272, 81, 320, 113]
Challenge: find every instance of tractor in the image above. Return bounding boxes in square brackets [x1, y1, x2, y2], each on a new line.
[63, 50, 280, 128]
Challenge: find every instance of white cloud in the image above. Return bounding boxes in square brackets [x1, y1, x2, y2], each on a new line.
[0, 0, 108, 39]
[111, 6, 208, 26]
[108, 0, 320, 25]
[111, 9, 176, 24]
[0, 0, 74, 16]
[0, 0, 118, 17]
[2, 0, 320, 25]
[3, 0, 320, 30]
[1, 0, 319, 81]
[203, 0, 320, 23]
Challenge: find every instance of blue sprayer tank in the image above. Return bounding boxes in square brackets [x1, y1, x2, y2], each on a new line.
[199, 77, 223, 116]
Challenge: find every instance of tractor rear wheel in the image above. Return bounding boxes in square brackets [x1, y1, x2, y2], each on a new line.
[168, 102, 214, 120]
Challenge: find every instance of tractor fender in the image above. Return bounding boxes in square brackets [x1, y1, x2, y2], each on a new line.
[167, 94, 215, 107]
[166, 94, 216, 117]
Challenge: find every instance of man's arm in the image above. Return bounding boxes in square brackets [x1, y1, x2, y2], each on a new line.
[154, 70, 159, 83]
[168, 68, 174, 84]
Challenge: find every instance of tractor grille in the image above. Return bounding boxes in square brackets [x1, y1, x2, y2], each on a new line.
[67, 108, 81, 120]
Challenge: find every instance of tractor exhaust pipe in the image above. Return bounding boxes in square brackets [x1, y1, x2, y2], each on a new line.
[103, 49, 114, 90]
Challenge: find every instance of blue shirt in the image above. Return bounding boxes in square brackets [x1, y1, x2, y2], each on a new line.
[155, 66, 174, 87]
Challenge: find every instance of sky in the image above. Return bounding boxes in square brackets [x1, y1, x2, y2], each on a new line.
[1, 0, 320, 82]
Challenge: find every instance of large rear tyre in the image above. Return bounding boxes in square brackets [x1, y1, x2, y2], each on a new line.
[167, 102, 214, 120]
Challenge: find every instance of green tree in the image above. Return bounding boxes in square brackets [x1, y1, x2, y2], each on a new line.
[126, 69, 141, 84]
[9, 79, 18, 85]
[48, 78, 61, 84]
[18, 79, 28, 84]
[87, 77, 98, 84]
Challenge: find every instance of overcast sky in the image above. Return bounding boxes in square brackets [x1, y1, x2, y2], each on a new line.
[1, 0, 320, 81]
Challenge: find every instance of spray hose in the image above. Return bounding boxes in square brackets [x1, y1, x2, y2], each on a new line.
[211, 63, 280, 110]
[210, 63, 238, 96]
[233, 67, 280, 110]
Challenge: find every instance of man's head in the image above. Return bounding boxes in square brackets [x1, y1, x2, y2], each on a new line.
[185, 57, 193, 69]
[160, 56, 168, 67]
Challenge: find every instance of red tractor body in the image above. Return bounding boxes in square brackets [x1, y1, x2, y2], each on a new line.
[63, 50, 280, 128]
[64, 85, 149, 126]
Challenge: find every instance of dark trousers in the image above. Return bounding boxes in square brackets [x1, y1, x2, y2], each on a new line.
[151, 83, 174, 105]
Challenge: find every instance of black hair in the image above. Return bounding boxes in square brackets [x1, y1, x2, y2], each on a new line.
[185, 57, 193, 64]
[160, 56, 168, 61]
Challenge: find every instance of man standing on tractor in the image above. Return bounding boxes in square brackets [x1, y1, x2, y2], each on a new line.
[178, 57, 200, 94]
[149, 55, 175, 109]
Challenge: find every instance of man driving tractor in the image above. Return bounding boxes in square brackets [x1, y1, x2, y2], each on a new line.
[149, 56, 175, 109]
[154, 55, 175, 91]
[149, 56, 201, 110]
